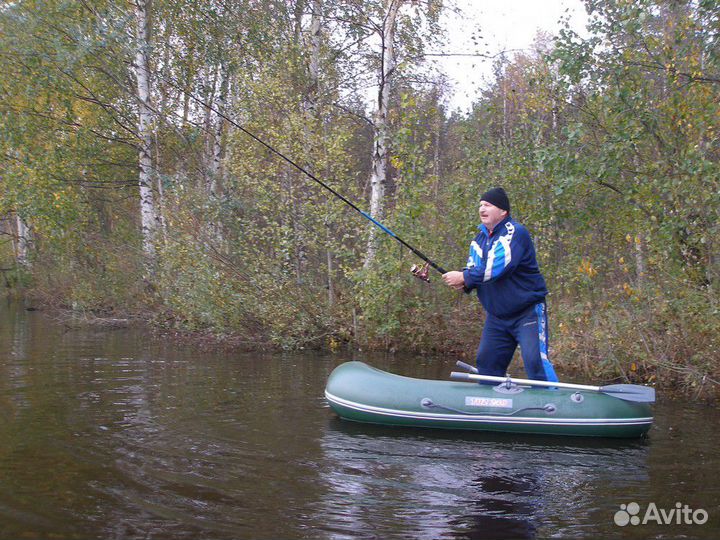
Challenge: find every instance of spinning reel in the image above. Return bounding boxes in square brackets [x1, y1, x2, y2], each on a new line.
[410, 262, 431, 283]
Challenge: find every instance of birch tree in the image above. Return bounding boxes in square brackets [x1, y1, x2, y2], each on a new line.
[208, 59, 229, 199]
[133, 0, 159, 266]
[330, 0, 443, 266]
[305, 0, 323, 117]
[365, 0, 403, 266]
[14, 215, 32, 269]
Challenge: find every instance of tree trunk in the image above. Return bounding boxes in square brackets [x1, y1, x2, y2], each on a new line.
[326, 220, 334, 307]
[14, 215, 31, 268]
[365, 0, 402, 267]
[208, 60, 229, 198]
[133, 0, 158, 266]
[284, 0, 324, 285]
[201, 63, 219, 189]
[306, 0, 322, 116]
[305, 0, 333, 301]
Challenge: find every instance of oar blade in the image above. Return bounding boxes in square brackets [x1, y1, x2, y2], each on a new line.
[600, 384, 656, 403]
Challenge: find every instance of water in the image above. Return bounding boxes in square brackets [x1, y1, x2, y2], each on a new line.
[0, 302, 718, 539]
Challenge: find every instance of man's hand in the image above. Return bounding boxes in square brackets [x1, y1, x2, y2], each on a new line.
[442, 271, 466, 290]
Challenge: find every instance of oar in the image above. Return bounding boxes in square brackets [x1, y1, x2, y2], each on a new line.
[455, 360, 479, 374]
[449, 372, 655, 403]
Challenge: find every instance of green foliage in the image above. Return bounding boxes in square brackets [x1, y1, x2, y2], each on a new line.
[0, 0, 718, 398]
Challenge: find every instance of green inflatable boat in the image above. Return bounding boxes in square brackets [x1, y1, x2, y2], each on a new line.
[325, 361, 655, 438]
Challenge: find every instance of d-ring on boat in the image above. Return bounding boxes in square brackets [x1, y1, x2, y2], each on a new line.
[325, 361, 655, 438]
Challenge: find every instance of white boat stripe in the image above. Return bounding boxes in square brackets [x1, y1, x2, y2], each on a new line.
[325, 391, 653, 427]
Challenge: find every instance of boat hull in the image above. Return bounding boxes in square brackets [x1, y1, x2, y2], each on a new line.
[325, 362, 653, 438]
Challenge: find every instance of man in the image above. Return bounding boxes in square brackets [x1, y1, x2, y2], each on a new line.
[442, 187, 558, 382]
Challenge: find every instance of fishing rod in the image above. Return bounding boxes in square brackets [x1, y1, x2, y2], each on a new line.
[174, 85, 447, 282]
[6, 7, 447, 280]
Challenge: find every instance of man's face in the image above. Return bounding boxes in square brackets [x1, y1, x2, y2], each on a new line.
[479, 200, 507, 229]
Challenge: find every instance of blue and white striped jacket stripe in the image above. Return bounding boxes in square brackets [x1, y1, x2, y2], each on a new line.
[467, 223, 515, 281]
[462, 216, 548, 319]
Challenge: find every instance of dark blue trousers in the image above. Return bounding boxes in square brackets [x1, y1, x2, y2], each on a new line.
[476, 302, 558, 382]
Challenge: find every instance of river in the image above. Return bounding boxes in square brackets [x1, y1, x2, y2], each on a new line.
[0, 301, 717, 539]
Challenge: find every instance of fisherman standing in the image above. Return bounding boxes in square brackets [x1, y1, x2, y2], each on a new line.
[442, 188, 558, 382]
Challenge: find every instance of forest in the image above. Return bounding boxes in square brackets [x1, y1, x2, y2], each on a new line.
[1, 0, 718, 398]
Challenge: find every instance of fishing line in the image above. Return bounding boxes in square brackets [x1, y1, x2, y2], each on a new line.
[157, 73, 448, 279]
[4, 3, 449, 279]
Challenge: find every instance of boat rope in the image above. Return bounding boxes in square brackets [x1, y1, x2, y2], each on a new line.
[420, 398, 556, 416]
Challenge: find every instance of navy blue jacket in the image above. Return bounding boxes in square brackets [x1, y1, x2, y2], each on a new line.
[462, 215, 547, 319]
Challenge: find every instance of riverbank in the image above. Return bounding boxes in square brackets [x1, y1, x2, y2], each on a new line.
[13, 291, 719, 403]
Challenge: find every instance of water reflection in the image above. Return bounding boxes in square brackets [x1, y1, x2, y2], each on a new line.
[0, 302, 718, 539]
[453, 468, 538, 539]
[319, 421, 651, 539]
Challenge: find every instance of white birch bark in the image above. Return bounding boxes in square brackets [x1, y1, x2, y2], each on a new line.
[15, 215, 31, 268]
[365, 0, 402, 267]
[202, 64, 218, 190]
[306, 0, 322, 116]
[208, 60, 229, 198]
[133, 0, 158, 264]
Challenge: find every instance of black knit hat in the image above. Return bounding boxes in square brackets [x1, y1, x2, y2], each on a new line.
[480, 187, 510, 213]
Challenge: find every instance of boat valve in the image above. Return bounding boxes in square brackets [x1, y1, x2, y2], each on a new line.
[410, 263, 430, 282]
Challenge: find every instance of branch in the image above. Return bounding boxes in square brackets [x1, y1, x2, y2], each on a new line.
[420, 49, 525, 59]
[589, 175, 654, 219]
[331, 101, 374, 126]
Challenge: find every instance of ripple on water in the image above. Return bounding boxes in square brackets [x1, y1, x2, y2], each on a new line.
[0, 307, 719, 539]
